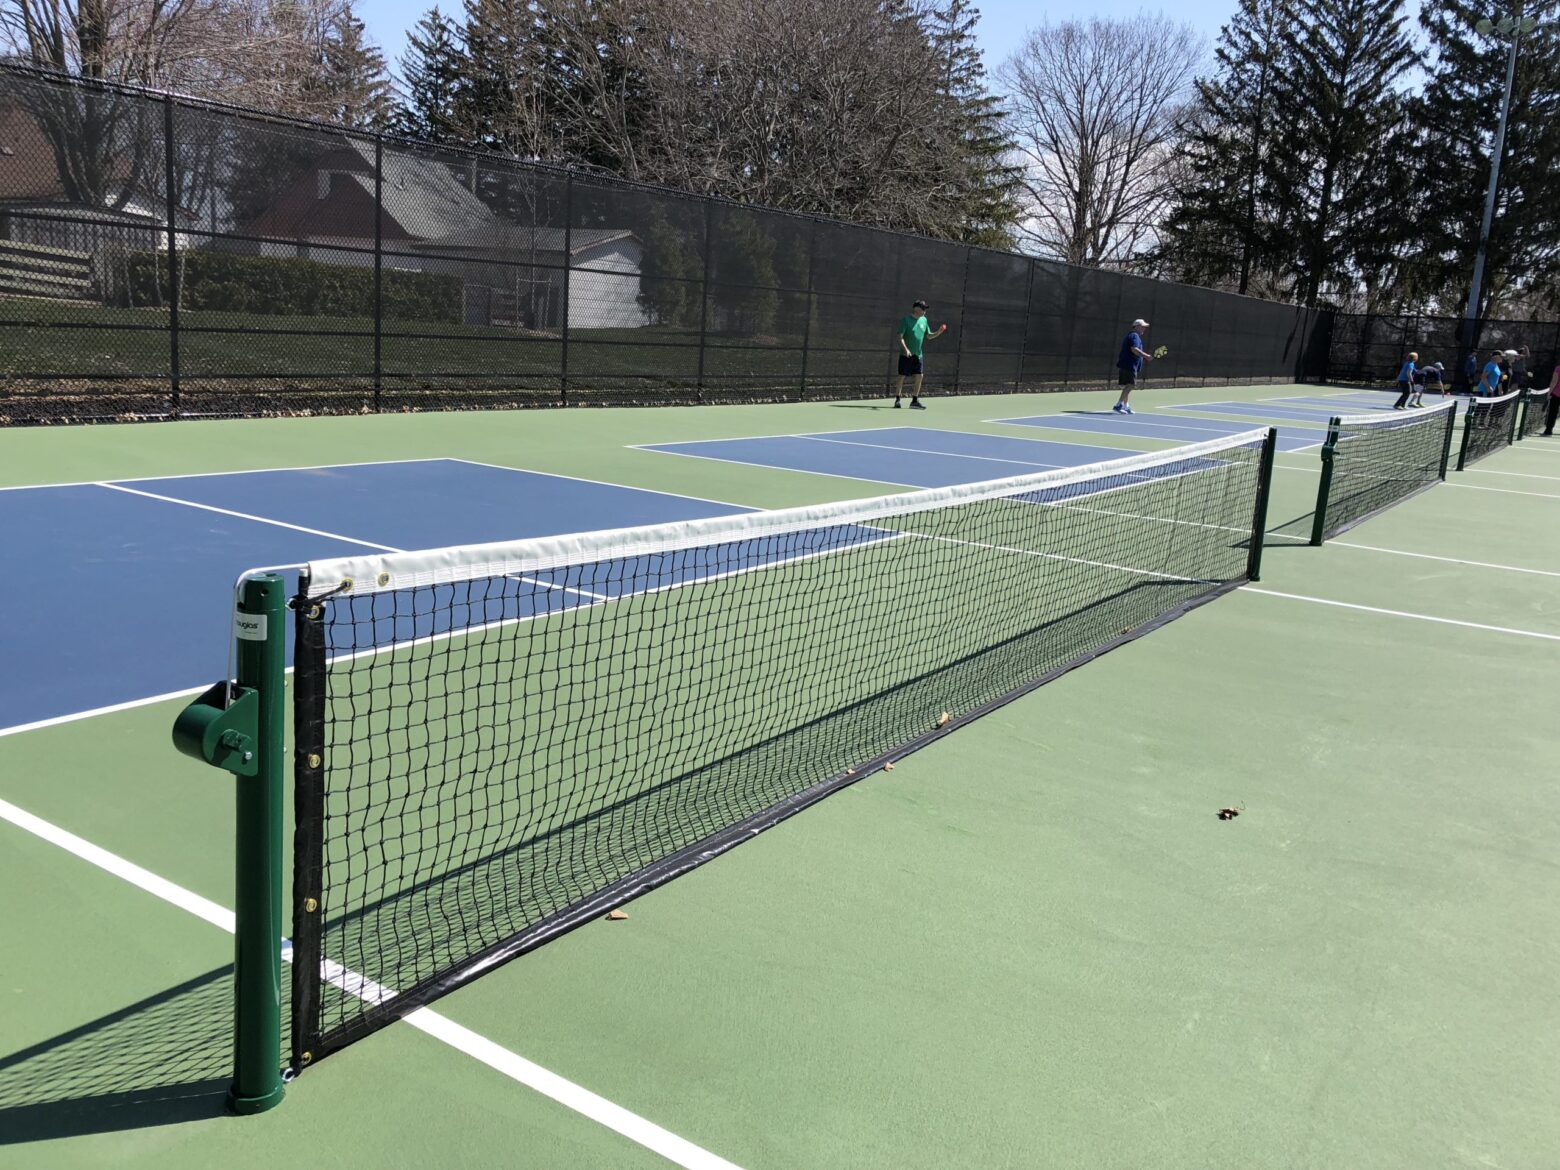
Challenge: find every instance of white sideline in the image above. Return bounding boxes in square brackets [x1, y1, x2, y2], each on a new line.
[1331, 542, 1560, 578]
[1245, 588, 1560, 642]
[0, 794, 745, 1170]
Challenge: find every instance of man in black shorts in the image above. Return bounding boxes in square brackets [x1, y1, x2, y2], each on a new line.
[1113, 318, 1152, 414]
[894, 301, 948, 409]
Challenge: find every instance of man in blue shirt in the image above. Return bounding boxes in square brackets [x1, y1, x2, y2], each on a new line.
[1477, 350, 1505, 397]
[1113, 318, 1152, 414]
[893, 300, 948, 410]
[1392, 351, 1418, 409]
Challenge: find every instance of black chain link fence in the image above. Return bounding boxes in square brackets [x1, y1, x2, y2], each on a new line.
[1325, 312, 1560, 392]
[0, 65, 1324, 425]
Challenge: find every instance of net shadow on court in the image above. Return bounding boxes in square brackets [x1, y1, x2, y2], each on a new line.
[0, 965, 251, 1143]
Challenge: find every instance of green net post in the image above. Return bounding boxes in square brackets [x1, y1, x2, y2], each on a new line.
[173, 573, 287, 1114]
[1310, 417, 1341, 546]
[1247, 427, 1278, 579]
[1438, 401, 1457, 478]
[230, 573, 287, 1112]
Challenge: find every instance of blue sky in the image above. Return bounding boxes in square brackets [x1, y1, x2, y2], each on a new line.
[360, 1, 1237, 87]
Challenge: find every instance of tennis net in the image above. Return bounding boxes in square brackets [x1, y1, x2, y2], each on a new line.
[286, 428, 1275, 1067]
[1457, 387, 1522, 469]
[1519, 388, 1550, 439]
[1309, 399, 1456, 544]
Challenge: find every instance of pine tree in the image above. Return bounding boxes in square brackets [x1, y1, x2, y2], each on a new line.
[925, 0, 1022, 248]
[1415, 0, 1560, 318]
[390, 7, 469, 144]
[1267, 0, 1419, 307]
[319, 6, 395, 130]
[1159, 0, 1290, 294]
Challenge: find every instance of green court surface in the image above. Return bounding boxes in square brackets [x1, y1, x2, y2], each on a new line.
[2, 383, 1558, 1170]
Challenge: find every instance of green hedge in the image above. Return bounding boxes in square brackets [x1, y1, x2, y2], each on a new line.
[115, 249, 462, 322]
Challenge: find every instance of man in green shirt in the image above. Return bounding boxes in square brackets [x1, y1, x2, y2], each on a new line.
[894, 300, 948, 409]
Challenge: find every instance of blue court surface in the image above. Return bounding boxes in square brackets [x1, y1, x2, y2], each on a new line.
[1169, 400, 1365, 424]
[1273, 393, 1468, 414]
[640, 427, 1142, 487]
[990, 410, 1324, 453]
[0, 458, 753, 733]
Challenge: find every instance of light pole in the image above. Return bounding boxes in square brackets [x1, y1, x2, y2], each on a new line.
[1461, 9, 1538, 373]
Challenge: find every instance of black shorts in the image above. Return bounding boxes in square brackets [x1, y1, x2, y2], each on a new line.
[898, 354, 924, 377]
[1117, 368, 1138, 387]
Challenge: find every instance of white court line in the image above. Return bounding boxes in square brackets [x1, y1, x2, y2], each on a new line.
[801, 433, 1074, 470]
[99, 483, 609, 602]
[629, 443, 923, 489]
[0, 456, 456, 494]
[99, 483, 401, 550]
[1446, 481, 1560, 499]
[1330, 542, 1560, 578]
[446, 458, 760, 513]
[0, 684, 213, 739]
[1245, 589, 1560, 642]
[986, 412, 1250, 436]
[1464, 467, 1560, 481]
[0, 796, 744, 1170]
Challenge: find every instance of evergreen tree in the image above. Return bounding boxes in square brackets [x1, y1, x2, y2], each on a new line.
[1267, 0, 1419, 306]
[1159, 0, 1290, 294]
[390, 7, 469, 144]
[635, 206, 702, 329]
[925, 0, 1023, 248]
[319, 6, 395, 129]
[1415, 0, 1560, 318]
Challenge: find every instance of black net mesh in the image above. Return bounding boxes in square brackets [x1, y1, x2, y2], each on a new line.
[1457, 390, 1523, 469]
[1310, 403, 1456, 543]
[288, 431, 1273, 1065]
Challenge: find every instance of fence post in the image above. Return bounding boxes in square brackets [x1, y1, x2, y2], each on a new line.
[951, 247, 971, 393]
[163, 95, 181, 414]
[373, 134, 383, 413]
[695, 200, 713, 403]
[560, 173, 572, 407]
[1016, 259, 1035, 390]
[797, 218, 817, 401]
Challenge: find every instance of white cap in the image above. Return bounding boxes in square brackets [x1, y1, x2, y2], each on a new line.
[1504, 349, 1519, 358]
[1132, 318, 1150, 329]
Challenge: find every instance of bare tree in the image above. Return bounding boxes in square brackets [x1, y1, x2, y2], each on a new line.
[1000, 14, 1202, 266]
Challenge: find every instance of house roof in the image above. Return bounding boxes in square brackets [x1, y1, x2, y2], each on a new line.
[416, 225, 635, 255]
[0, 99, 189, 218]
[341, 139, 500, 242]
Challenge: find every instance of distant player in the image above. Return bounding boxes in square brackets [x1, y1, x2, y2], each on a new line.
[1113, 318, 1152, 414]
[893, 300, 947, 410]
[1545, 362, 1560, 436]
[1392, 351, 1419, 409]
[1413, 362, 1445, 405]
[1477, 350, 1504, 397]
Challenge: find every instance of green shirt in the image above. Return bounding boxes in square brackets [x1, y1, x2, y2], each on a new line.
[899, 315, 932, 357]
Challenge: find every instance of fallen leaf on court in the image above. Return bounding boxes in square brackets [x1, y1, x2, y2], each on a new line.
[606, 909, 629, 921]
[937, 711, 951, 727]
[882, 762, 895, 771]
[1217, 807, 1243, 821]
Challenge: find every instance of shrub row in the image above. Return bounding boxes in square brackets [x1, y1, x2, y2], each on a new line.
[114, 249, 462, 321]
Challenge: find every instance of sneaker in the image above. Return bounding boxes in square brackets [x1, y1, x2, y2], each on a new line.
[1120, 404, 1134, 415]
[1111, 402, 1125, 413]
[893, 399, 902, 409]
[909, 400, 927, 410]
